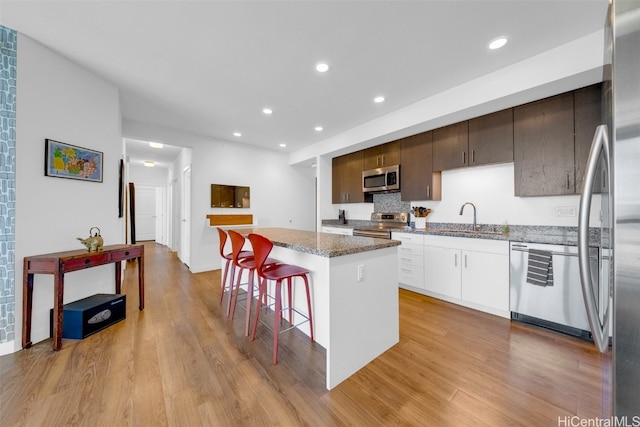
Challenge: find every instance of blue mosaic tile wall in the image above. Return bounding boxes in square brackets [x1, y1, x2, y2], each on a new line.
[0, 26, 16, 344]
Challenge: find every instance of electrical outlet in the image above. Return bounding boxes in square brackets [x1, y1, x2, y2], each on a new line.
[555, 206, 577, 217]
[357, 264, 365, 282]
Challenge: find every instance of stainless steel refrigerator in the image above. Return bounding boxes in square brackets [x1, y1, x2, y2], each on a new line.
[578, 0, 640, 416]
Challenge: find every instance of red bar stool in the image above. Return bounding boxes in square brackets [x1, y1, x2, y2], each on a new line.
[228, 230, 279, 336]
[248, 233, 314, 364]
[217, 228, 251, 316]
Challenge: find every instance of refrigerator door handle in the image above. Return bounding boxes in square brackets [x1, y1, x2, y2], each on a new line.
[578, 124, 611, 353]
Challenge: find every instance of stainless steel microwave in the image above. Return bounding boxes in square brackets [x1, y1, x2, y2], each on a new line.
[362, 165, 400, 193]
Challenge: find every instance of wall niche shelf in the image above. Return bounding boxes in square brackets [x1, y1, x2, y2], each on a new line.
[206, 214, 254, 227]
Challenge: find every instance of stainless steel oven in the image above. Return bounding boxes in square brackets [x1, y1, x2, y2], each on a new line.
[353, 212, 408, 239]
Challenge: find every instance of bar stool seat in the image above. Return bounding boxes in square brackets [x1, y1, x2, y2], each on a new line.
[248, 233, 314, 364]
[228, 230, 279, 335]
[217, 228, 252, 316]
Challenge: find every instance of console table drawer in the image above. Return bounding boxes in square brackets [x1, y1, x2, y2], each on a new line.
[110, 246, 143, 261]
[63, 253, 111, 271]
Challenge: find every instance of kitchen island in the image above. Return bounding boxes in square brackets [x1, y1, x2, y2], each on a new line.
[229, 227, 400, 389]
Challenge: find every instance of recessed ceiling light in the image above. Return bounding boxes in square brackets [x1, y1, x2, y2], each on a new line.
[279, 143, 286, 148]
[489, 37, 508, 50]
[263, 108, 273, 115]
[233, 132, 242, 137]
[315, 126, 323, 132]
[374, 96, 385, 103]
[144, 161, 155, 167]
[316, 63, 329, 73]
[149, 142, 163, 149]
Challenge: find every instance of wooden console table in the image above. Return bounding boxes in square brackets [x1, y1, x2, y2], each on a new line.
[22, 244, 144, 351]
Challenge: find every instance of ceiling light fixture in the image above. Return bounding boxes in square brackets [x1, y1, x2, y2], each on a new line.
[149, 142, 163, 149]
[316, 63, 329, 73]
[144, 160, 155, 167]
[233, 132, 242, 137]
[374, 96, 385, 103]
[279, 143, 286, 148]
[489, 37, 508, 50]
[263, 108, 273, 115]
[315, 126, 323, 132]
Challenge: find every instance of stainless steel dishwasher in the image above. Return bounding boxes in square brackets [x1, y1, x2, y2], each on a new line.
[510, 242, 600, 340]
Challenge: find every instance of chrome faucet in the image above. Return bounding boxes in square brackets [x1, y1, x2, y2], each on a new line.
[459, 202, 477, 231]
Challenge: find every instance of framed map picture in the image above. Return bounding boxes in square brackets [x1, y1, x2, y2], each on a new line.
[45, 139, 103, 182]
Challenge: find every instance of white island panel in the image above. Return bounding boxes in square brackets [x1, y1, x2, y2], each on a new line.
[267, 245, 399, 389]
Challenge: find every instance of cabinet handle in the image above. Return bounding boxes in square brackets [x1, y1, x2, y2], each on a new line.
[567, 173, 570, 189]
[382, 155, 385, 165]
[462, 151, 466, 164]
[427, 185, 430, 198]
[377, 156, 380, 167]
[400, 258, 412, 263]
[454, 253, 458, 267]
[472, 150, 475, 164]
[346, 193, 349, 202]
[464, 254, 468, 268]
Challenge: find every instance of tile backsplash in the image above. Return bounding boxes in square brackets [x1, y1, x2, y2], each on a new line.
[373, 192, 410, 213]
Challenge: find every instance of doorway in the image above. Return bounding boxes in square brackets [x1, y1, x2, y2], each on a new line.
[181, 166, 191, 267]
[135, 185, 157, 242]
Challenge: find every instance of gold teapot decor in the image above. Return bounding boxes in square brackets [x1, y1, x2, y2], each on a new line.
[77, 227, 104, 252]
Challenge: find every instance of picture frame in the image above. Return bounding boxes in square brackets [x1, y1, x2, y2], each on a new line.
[44, 139, 103, 182]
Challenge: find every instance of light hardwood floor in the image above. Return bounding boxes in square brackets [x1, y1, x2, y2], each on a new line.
[1, 242, 610, 426]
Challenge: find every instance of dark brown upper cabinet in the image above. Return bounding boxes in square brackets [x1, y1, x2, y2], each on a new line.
[468, 108, 514, 166]
[432, 121, 469, 171]
[364, 140, 401, 170]
[400, 131, 441, 201]
[574, 84, 603, 193]
[332, 151, 367, 204]
[514, 92, 575, 196]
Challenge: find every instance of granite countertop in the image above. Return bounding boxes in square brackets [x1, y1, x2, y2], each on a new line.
[231, 227, 400, 258]
[321, 220, 600, 247]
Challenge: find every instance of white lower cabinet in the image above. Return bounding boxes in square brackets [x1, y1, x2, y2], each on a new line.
[322, 226, 353, 236]
[406, 234, 510, 318]
[424, 245, 461, 298]
[460, 248, 509, 314]
[425, 235, 509, 317]
[392, 232, 424, 290]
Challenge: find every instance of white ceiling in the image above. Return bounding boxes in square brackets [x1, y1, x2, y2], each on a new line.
[1, 0, 608, 167]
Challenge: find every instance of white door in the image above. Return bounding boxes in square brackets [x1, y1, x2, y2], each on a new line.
[424, 245, 462, 299]
[135, 186, 157, 241]
[169, 178, 178, 252]
[155, 187, 165, 245]
[181, 167, 191, 266]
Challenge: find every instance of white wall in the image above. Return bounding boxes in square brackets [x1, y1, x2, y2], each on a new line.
[13, 34, 123, 350]
[123, 120, 316, 273]
[128, 163, 169, 186]
[414, 163, 601, 227]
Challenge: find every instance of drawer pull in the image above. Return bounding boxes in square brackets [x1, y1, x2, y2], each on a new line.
[84, 259, 91, 265]
[125, 251, 130, 256]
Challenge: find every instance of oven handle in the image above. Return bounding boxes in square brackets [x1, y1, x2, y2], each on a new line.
[353, 230, 391, 239]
